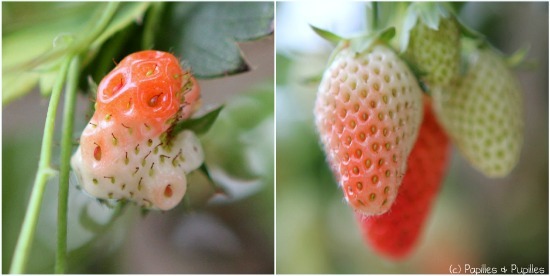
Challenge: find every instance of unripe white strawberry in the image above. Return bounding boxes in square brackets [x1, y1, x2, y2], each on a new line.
[404, 17, 460, 87]
[431, 48, 523, 177]
[315, 43, 424, 215]
[71, 130, 204, 210]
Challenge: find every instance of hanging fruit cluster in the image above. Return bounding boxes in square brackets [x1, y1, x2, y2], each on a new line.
[313, 3, 524, 259]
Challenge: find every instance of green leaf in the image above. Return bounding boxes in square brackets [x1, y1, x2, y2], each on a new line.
[156, 2, 274, 78]
[2, 3, 100, 104]
[142, 2, 165, 49]
[2, 74, 40, 104]
[310, 25, 343, 45]
[170, 105, 224, 136]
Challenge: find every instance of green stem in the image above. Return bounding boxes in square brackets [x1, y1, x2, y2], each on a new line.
[10, 56, 72, 274]
[371, 2, 379, 32]
[55, 56, 81, 274]
[10, 3, 121, 272]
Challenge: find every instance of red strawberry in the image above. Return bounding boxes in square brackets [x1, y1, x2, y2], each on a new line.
[356, 99, 450, 260]
[71, 50, 203, 210]
[315, 44, 424, 215]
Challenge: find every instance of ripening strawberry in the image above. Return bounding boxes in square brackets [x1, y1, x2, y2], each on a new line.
[356, 99, 450, 260]
[71, 50, 203, 210]
[315, 44, 424, 216]
[404, 16, 460, 87]
[431, 48, 523, 177]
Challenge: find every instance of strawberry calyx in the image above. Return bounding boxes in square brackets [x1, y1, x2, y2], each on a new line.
[311, 25, 397, 67]
[309, 25, 343, 46]
[460, 38, 531, 78]
[169, 105, 224, 136]
[399, 2, 455, 53]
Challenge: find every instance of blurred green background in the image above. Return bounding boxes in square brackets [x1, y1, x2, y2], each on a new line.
[276, 2, 548, 274]
[3, 2, 274, 273]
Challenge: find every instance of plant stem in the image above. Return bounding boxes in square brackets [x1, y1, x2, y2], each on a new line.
[371, 2, 379, 32]
[55, 56, 81, 274]
[10, 56, 72, 274]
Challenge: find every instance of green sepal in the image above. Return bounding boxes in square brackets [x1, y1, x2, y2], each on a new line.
[323, 27, 396, 67]
[170, 105, 224, 136]
[457, 19, 485, 41]
[87, 75, 98, 99]
[301, 73, 323, 87]
[505, 44, 536, 70]
[199, 163, 229, 196]
[399, 2, 454, 53]
[349, 27, 396, 54]
[462, 38, 533, 76]
[140, 208, 151, 217]
[310, 25, 343, 46]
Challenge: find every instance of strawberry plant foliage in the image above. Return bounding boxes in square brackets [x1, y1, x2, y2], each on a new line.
[2, 3, 149, 104]
[156, 2, 274, 78]
[2, 2, 274, 104]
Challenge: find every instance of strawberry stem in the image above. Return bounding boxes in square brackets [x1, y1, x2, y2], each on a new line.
[10, 56, 72, 274]
[367, 2, 379, 33]
[55, 55, 81, 274]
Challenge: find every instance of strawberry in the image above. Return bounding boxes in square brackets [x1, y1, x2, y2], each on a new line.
[71, 50, 203, 210]
[356, 99, 450, 260]
[314, 43, 424, 215]
[404, 17, 460, 87]
[431, 48, 523, 177]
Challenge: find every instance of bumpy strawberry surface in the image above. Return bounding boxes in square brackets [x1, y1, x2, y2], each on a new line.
[71, 50, 203, 210]
[405, 17, 460, 87]
[431, 48, 523, 177]
[315, 44, 424, 215]
[356, 100, 450, 260]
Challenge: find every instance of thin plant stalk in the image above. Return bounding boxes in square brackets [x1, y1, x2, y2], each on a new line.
[55, 56, 81, 274]
[10, 56, 72, 274]
[10, 3, 121, 272]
